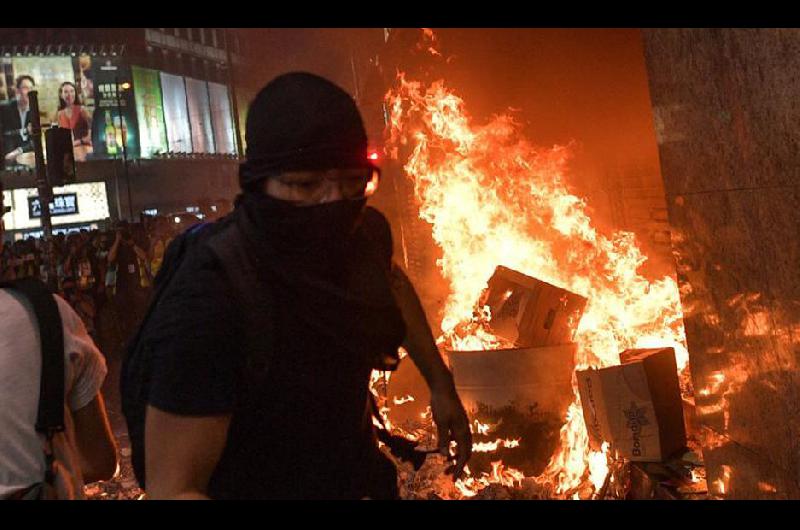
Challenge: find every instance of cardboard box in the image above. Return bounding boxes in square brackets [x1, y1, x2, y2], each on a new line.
[481, 266, 587, 348]
[576, 347, 687, 462]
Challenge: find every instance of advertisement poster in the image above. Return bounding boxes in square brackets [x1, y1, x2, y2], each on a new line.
[208, 81, 235, 155]
[160, 72, 192, 153]
[90, 57, 140, 159]
[132, 66, 168, 157]
[185, 77, 215, 154]
[0, 56, 82, 166]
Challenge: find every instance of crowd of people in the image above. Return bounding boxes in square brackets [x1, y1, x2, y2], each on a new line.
[0, 216, 181, 357]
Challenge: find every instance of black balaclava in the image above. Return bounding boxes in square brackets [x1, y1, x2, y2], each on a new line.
[240, 72, 370, 184]
[237, 72, 373, 273]
[231, 72, 405, 365]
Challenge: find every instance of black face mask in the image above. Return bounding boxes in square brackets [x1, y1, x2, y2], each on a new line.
[239, 191, 367, 276]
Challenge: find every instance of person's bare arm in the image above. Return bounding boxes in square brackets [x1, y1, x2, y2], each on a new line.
[144, 406, 231, 500]
[132, 244, 147, 262]
[388, 262, 472, 479]
[72, 394, 118, 483]
[389, 262, 454, 390]
[107, 232, 121, 264]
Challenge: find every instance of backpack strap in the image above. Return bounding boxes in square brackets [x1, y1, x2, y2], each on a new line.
[0, 278, 65, 436]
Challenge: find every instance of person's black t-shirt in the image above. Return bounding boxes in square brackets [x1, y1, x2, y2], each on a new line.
[142, 208, 398, 499]
[144, 243, 243, 415]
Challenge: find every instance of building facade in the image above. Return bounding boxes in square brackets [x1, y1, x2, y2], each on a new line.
[0, 28, 248, 241]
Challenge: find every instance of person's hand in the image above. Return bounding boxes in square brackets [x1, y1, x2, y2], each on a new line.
[5, 148, 21, 161]
[430, 382, 472, 481]
[114, 231, 122, 242]
[133, 245, 146, 260]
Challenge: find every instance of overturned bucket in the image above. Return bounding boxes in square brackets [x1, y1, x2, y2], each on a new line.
[449, 343, 576, 418]
[448, 343, 576, 476]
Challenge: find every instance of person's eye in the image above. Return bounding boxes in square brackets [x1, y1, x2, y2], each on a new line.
[280, 180, 318, 189]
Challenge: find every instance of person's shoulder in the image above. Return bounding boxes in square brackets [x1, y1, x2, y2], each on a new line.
[159, 230, 231, 300]
[0, 286, 74, 322]
[51, 293, 86, 332]
[0, 287, 29, 318]
[363, 205, 389, 224]
[52, 292, 76, 316]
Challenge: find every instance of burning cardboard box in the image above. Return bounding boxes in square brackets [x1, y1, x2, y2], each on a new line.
[481, 266, 588, 348]
[576, 347, 687, 462]
[440, 266, 589, 476]
[445, 265, 588, 418]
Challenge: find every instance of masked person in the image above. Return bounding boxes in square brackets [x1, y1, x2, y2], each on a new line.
[128, 72, 471, 500]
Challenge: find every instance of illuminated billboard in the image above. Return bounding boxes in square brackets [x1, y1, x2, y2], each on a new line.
[208, 81, 235, 154]
[185, 77, 215, 153]
[90, 57, 139, 159]
[2, 181, 110, 231]
[0, 55, 138, 166]
[149, 73, 237, 155]
[28, 192, 79, 218]
[0, 56, 237, 164]
[132, 66, 168, 157]
[160, 72, 192, 153]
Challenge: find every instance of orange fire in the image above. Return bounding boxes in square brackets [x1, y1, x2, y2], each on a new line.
[383, 29, 689, 499]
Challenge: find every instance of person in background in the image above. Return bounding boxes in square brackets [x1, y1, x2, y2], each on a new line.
[0, 244, 14, 281]
[0, 178, 118, 499]
[107, 222, 148, 352]
[62, 236, 98, 342]
[148, 218, 170, 279]
[91, 231, 114, 357]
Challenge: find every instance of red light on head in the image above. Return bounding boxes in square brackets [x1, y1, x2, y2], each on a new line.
[368, 151, 379, 161]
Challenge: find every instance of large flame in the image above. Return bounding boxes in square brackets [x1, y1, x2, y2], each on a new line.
[384, 32, 689, 498]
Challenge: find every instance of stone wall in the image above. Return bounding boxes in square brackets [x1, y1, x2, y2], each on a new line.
[642, 28, 800, 499]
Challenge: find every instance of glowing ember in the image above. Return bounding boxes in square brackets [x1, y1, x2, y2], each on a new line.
[384, 29, 689, 498]
[757, 481, 777, 493]
[472, 438, 521, 453]
[471, 420, 492, 436]
[393, 395, 416, 406]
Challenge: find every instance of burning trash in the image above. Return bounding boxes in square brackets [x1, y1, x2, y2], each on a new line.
[446, 266, 587, 481]
[382, 28, 691, 500]
[479, 265, 588, 349]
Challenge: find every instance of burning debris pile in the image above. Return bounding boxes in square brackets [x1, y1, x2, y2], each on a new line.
[377, 29, 694, 499]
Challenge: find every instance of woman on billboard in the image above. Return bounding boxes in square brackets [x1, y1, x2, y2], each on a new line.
[56, 81, 93, 161]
